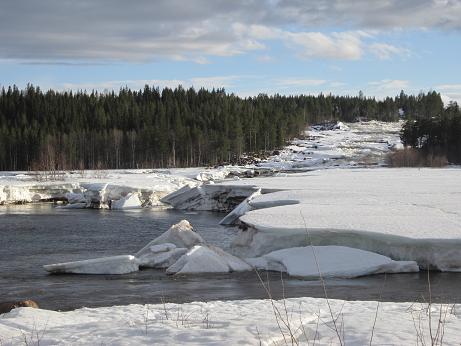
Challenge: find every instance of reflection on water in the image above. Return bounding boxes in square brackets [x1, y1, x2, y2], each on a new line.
[1, 204, 461, 311]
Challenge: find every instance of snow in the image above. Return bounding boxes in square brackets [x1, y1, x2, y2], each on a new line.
[221, 168, 461, 270]
[166, 245, 252, 274]
[43, 255, 139, 275]
[247, 246, 419, 278]
[257, 120, 403, 171]
[1, 297, 460, 345]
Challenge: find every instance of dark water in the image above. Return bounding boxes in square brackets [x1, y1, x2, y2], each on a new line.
[1, 204, 461, 311]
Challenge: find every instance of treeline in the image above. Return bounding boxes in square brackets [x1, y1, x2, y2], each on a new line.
[401, 101, 461, 164]
[0, 85, 445, 170]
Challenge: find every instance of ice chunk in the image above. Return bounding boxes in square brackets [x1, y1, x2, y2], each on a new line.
[43, 255, 139, 275]
[219, 189, 262, 225]
[247, 246, 419, 278]
[136, 220, 204, 258]
[136, 243, 188, 268]
[161, 184, 260, 211]
[111, 192, 142, 209]
[166, 245, 251, 274]
[65, 192, 86, 204]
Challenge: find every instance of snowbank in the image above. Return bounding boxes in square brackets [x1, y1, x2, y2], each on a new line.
[247, 246, 419, 278]
[1, 297, 460, 345]
[43, 255, 139, 275]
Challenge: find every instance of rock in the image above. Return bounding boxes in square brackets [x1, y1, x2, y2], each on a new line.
[0, 300, 39, 314]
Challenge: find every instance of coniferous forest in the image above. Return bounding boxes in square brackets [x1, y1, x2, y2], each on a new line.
[401, 101, 461, 164]
[0, 84, 453, 170]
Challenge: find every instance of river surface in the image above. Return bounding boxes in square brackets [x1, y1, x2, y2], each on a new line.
[1, 204, 461, 311]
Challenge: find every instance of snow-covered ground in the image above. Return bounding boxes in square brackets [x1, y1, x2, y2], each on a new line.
[257, 120, 403, 171]
[1, 297, 460, 345]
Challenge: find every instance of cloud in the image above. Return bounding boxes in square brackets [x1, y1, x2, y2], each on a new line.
[236, 24, 367, 60]
[60, 79, 187, 92]
[256, 55, 274, 63]
[58, 76, 246, 92]
[369, 79, 410, 90]
[275, 78, 327, 88]
[367, 79, 411, 98]
[369, 43, 411, 60]
[189, 76, 241, 89]
[0, 0, 458, 63]
[435, 84, 461, 104]
[273, 0, 461, 30]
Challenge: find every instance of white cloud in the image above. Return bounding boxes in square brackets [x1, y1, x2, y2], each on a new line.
[256, 55, 274, 63]
[189, 76, 241, 89]
[58, 76, 247, 93]
[236, 24, 368, 60]
[369, 43, 411, 60]
[275, 78, 327, 88]
[2, 1, 445, 64]
[369, 79, 409, 90]
[61, 79, 187, 92]
[435, 84, 461, 105]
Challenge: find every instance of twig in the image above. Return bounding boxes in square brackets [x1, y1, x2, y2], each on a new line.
[300, 211, 344, 346]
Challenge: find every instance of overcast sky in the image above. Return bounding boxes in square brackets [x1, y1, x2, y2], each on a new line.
[0, 0, 460, 103]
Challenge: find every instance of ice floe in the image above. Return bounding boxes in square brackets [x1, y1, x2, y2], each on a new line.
[43, 255, 139, 275]
[246, 246, 419, 278]
[220, 168, 461, 270]
[43, 220, 249, 275]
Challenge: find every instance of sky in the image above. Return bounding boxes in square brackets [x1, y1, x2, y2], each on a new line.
[0, 0, 460, 103]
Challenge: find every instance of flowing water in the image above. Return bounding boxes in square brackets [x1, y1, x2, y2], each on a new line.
[1, 204, 461, 311]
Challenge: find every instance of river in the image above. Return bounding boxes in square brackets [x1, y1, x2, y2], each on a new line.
[1, 204, 461, 311]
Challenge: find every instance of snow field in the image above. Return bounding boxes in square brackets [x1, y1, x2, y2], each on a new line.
[1, 297, 460, 345]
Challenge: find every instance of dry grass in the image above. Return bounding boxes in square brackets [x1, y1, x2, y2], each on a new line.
[386, 148, 448, 167]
